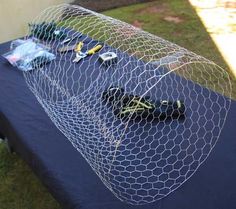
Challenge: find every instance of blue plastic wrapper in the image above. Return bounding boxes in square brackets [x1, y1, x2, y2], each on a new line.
[2, 39, 55, 71]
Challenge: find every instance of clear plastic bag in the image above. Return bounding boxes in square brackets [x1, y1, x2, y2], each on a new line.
[3, 39, 55, 71]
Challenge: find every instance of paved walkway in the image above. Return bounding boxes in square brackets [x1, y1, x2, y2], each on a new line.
[189, 0, 236, 77]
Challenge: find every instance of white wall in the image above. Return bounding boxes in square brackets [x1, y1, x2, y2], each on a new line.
[0, 0, 73, 43]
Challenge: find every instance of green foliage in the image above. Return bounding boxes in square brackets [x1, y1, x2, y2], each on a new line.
[29, 22, 66, 41]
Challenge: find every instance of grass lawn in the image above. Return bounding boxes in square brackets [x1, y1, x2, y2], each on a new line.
[0, 1, 235, 208]
[103, 0, 236, 98]
[0, 143, 60, 209]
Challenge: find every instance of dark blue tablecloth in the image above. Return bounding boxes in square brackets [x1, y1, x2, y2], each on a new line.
[0, 40, 236, 209]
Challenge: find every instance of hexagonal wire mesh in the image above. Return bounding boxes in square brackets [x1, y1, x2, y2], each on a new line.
[24, 4, 232, 205]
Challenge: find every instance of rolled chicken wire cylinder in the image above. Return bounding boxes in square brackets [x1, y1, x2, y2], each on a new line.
[24, 4, 231, 205]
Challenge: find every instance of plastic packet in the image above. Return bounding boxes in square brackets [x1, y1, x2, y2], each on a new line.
[2, 39, 55, 71]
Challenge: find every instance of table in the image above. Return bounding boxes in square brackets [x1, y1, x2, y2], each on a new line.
[0, 40, 236, 209]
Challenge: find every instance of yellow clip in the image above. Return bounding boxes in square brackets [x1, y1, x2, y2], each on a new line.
[132, 99, 154, 109]
[87, 45, 103, 55]
[74, 42, 84, 53]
